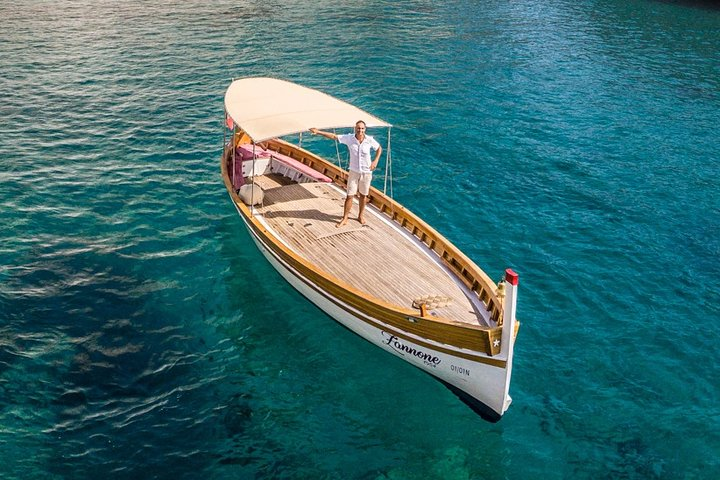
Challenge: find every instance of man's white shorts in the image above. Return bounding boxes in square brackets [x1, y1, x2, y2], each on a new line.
[346, 171, 372, 196]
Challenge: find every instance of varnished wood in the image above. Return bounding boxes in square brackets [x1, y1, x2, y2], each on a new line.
[257, 181, 482, 325]
[221, 143, 508, 356]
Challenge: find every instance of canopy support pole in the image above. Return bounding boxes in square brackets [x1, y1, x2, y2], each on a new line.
[251, 143, 256, 218]
[384, 127, 393, 199]
[227, 78, 236, 195]
[230, 112, 236, 195]
[224, 109, 230, 188]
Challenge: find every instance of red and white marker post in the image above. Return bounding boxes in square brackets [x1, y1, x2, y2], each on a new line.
[500, 268, 519, 359]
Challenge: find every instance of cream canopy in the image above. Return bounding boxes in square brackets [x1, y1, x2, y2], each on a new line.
[224, 77, 391, 142]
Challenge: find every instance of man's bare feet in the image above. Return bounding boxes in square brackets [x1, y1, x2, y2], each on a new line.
[336, 218, 348, 228]
[357, 216, 367, 225]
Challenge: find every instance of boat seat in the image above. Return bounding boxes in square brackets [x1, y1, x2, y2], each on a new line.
[236, 143, 332, 184]
[236, 144, 271, 160]
[270, 152, 332, 183]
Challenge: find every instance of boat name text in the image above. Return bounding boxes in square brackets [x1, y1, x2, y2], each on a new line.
[381, 332, 441, 367]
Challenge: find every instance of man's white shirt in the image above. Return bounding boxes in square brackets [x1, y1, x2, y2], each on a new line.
[337, 134, 381, 173]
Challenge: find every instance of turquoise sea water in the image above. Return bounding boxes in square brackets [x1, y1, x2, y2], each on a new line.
[2, 0, 719, 478]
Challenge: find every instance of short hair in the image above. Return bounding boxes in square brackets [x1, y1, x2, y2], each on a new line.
[355, 120, 366, 128]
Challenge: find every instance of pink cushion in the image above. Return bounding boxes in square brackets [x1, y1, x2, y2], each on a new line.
[236, 144, 271, 160]
[271, 152, 332, 183]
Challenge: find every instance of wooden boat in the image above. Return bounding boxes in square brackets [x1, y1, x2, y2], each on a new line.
[221, 77, 520, 422]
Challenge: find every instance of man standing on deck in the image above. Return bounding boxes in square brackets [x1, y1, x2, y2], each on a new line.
[309, 121, 383, 228]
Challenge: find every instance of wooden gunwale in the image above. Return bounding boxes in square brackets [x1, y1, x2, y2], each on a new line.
[222, 143, 504, 356]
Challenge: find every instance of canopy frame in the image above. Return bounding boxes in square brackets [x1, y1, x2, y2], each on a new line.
[224, 77, 391, 143]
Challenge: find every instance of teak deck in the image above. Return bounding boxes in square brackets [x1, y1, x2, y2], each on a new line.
[253, 174, 487, 326]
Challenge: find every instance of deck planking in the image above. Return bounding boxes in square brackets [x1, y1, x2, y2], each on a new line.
[256, 175, 483, 325]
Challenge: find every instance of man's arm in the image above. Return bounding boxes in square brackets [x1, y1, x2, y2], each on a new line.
[309, 128, 338, 140]
[370, 146, 383, 170]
